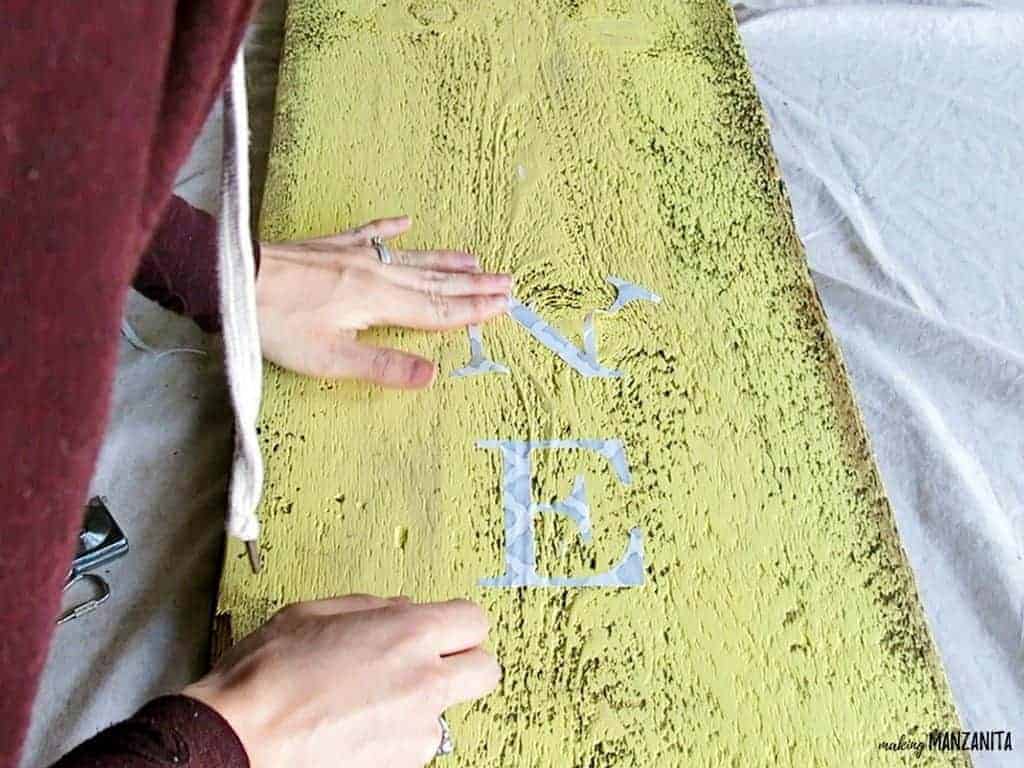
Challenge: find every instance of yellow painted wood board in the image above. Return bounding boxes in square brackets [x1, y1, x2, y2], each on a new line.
[216, 1, 964, 764]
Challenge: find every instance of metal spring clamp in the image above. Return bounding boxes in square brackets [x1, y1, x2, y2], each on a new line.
[58, 497, 129, 626]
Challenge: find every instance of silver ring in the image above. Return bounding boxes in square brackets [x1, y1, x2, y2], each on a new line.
[435, 715, 454, 758]
[370, 236, 393, 265]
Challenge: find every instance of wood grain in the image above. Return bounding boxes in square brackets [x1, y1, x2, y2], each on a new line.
[217, 2, 963, 764]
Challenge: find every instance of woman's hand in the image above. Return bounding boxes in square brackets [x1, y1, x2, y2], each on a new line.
[256, 216, 512, 388]
[184, 595, 500, 768]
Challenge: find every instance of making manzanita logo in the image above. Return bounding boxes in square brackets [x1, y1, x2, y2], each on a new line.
[879, 730, 1013, 756]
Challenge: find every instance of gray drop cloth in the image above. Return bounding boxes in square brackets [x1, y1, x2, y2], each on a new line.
[19, 295, 234, 767]
[737, 5, 1024, 764]
[22, 2, 1023, 766]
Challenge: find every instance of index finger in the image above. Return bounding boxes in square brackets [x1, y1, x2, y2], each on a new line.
[406, 599, 491, 656]
[289, 594, 401, 616]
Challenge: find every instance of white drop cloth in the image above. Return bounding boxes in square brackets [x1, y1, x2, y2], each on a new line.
[22, 2, 1023, 765]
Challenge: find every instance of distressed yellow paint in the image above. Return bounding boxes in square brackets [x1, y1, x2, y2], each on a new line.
[217, 1, 963, 764]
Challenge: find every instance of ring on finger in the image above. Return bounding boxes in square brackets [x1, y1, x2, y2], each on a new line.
[435, 715, 454, 758]
[371, 236, 394, 265]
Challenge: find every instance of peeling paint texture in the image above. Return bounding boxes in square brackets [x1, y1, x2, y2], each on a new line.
[217, 1, 964, 765]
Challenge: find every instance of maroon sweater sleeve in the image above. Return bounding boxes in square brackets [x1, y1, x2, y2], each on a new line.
[51, 697, 248, 768]
[134, 195, 262, 333]
[0, 2, 255, 767]
[134, 195, 222, 333]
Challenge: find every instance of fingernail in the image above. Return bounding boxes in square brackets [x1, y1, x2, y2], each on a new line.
[414, 359, 437, 387]
[461, 254, 480, 270]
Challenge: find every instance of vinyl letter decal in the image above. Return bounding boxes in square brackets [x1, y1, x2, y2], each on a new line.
[478, 439, 644, 588]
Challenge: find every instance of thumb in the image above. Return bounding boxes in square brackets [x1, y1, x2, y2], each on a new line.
[327, 340, 437, 389]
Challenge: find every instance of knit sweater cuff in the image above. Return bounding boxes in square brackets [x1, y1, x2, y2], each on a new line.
[51, 695, 249, 768]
